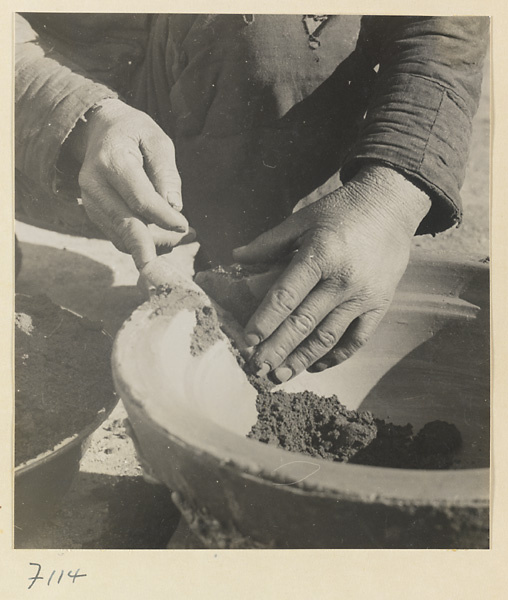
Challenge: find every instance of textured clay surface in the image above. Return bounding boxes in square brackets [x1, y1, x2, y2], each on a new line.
[15, 294, 115, 466]
[249, 389, 462, 469]
[148, 284, 223, 357]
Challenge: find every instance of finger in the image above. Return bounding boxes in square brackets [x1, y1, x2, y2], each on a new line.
[232, 218, 299, 264]
[272, 301, 363, 382]
[82, 185, 157, 270]
[81, 196, 129, 253]
[140, 135, 183, 211]
[106, 149, 188, 232]
[243, 249, 322, 347]
[310, 309, 386, 372]
[148, 224, 197, 253]
[249, 281, 343, 375]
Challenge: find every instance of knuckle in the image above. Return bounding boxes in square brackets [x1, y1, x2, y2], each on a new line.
[331, 335, 368, 364]
[270, 346, 289, 365]
[289, 347, 317, 372]
[111, 214, 130, 235]
[352, 332, 370, 350]
[272, 287, 299, 314]
[286, 312, 315, 337]
[141, 123, 173, 150]
[138, 110, 159, 128]
[315, 327, 339, 349]
[109, 144, 142, 171]
[98, 147, 121, 170]
[152, 130, 176, 154]
[333, 263, 356, 290]
[303, 252, 323, 279]
[330, 348, 353, 364]
[154, 166, 182, 191]
[252, 345, 287, 372]
[358, 286, 384, 307]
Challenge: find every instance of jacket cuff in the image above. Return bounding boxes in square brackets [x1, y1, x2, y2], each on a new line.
[340, 72, 473, 235]
[16, 46, 117, 200]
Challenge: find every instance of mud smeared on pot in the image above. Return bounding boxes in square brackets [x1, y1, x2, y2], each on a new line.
[148, 284, 223, 357]
[15, 294, 116, 467]
[190, 305, 222, 357]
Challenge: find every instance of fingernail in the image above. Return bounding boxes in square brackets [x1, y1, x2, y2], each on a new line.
[243, 347, 255, 361]
[181, 228, 197, 243]
[273, 366, 293, 383]
[255, 362, 271, 378]
[245, 333, 261, 347]
[312, 362, 328, 373]
[167, 193, 182, 211]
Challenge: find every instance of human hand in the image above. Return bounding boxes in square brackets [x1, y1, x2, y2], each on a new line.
[72, 99, 192, 270]
[233, 165, 431, 382]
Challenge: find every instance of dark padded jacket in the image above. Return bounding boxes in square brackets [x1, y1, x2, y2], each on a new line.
[15, 14, 489, 238]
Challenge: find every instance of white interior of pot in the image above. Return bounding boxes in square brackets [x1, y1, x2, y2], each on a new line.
[117, 254, 489, 471]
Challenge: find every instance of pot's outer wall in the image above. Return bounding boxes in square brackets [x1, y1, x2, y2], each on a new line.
[124, 399, 489, 549]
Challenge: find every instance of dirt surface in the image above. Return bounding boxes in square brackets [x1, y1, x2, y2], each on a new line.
[15, 293, 116, 466]
[249, 390, 462, 469]
[15, 469, 179, 550]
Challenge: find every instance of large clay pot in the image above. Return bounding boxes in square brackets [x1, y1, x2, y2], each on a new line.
[112, 251, 490, 549]
[15, 297, 118, 534]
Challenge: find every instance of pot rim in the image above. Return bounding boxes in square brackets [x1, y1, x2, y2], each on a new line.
[14, 296, 118, 475]
[112, 250, 490, 507]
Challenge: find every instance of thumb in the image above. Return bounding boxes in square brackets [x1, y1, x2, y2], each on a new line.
[232, 217, 300, 264]
[141, 136, 182, 211]
[148, 224, 197, 250]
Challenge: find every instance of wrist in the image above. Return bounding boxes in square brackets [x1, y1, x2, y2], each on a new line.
[345, 164, 432, 236]
[67, 98, 124, 163]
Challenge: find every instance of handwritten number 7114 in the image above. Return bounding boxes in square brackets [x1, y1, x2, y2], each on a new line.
[28, 563, 87, 589]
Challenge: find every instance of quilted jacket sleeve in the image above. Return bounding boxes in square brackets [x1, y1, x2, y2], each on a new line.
[341, 16, 489, 234]
[15, 13, 118, 199]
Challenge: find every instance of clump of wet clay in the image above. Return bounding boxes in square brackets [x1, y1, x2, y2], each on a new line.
[190, 305, 223, 357]
[249, 390, 377, 461]
[148, 284, 223, 357]
[249, 390, 462, 469]
[15, 294, 116, 467]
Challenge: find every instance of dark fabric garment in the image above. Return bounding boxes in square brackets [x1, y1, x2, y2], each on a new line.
[15, 14, 489, 261]
[340, 16, 489, 235]
[132, 15, 365, 262]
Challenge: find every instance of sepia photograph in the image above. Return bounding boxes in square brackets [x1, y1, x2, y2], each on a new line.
[13, 12, 490, 552]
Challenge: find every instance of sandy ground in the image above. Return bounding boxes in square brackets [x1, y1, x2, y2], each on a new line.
[14, 57, 490, 549]
[15, 231, 197, 548]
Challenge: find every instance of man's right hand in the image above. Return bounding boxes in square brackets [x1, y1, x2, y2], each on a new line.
[71, 98, 192, 270]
